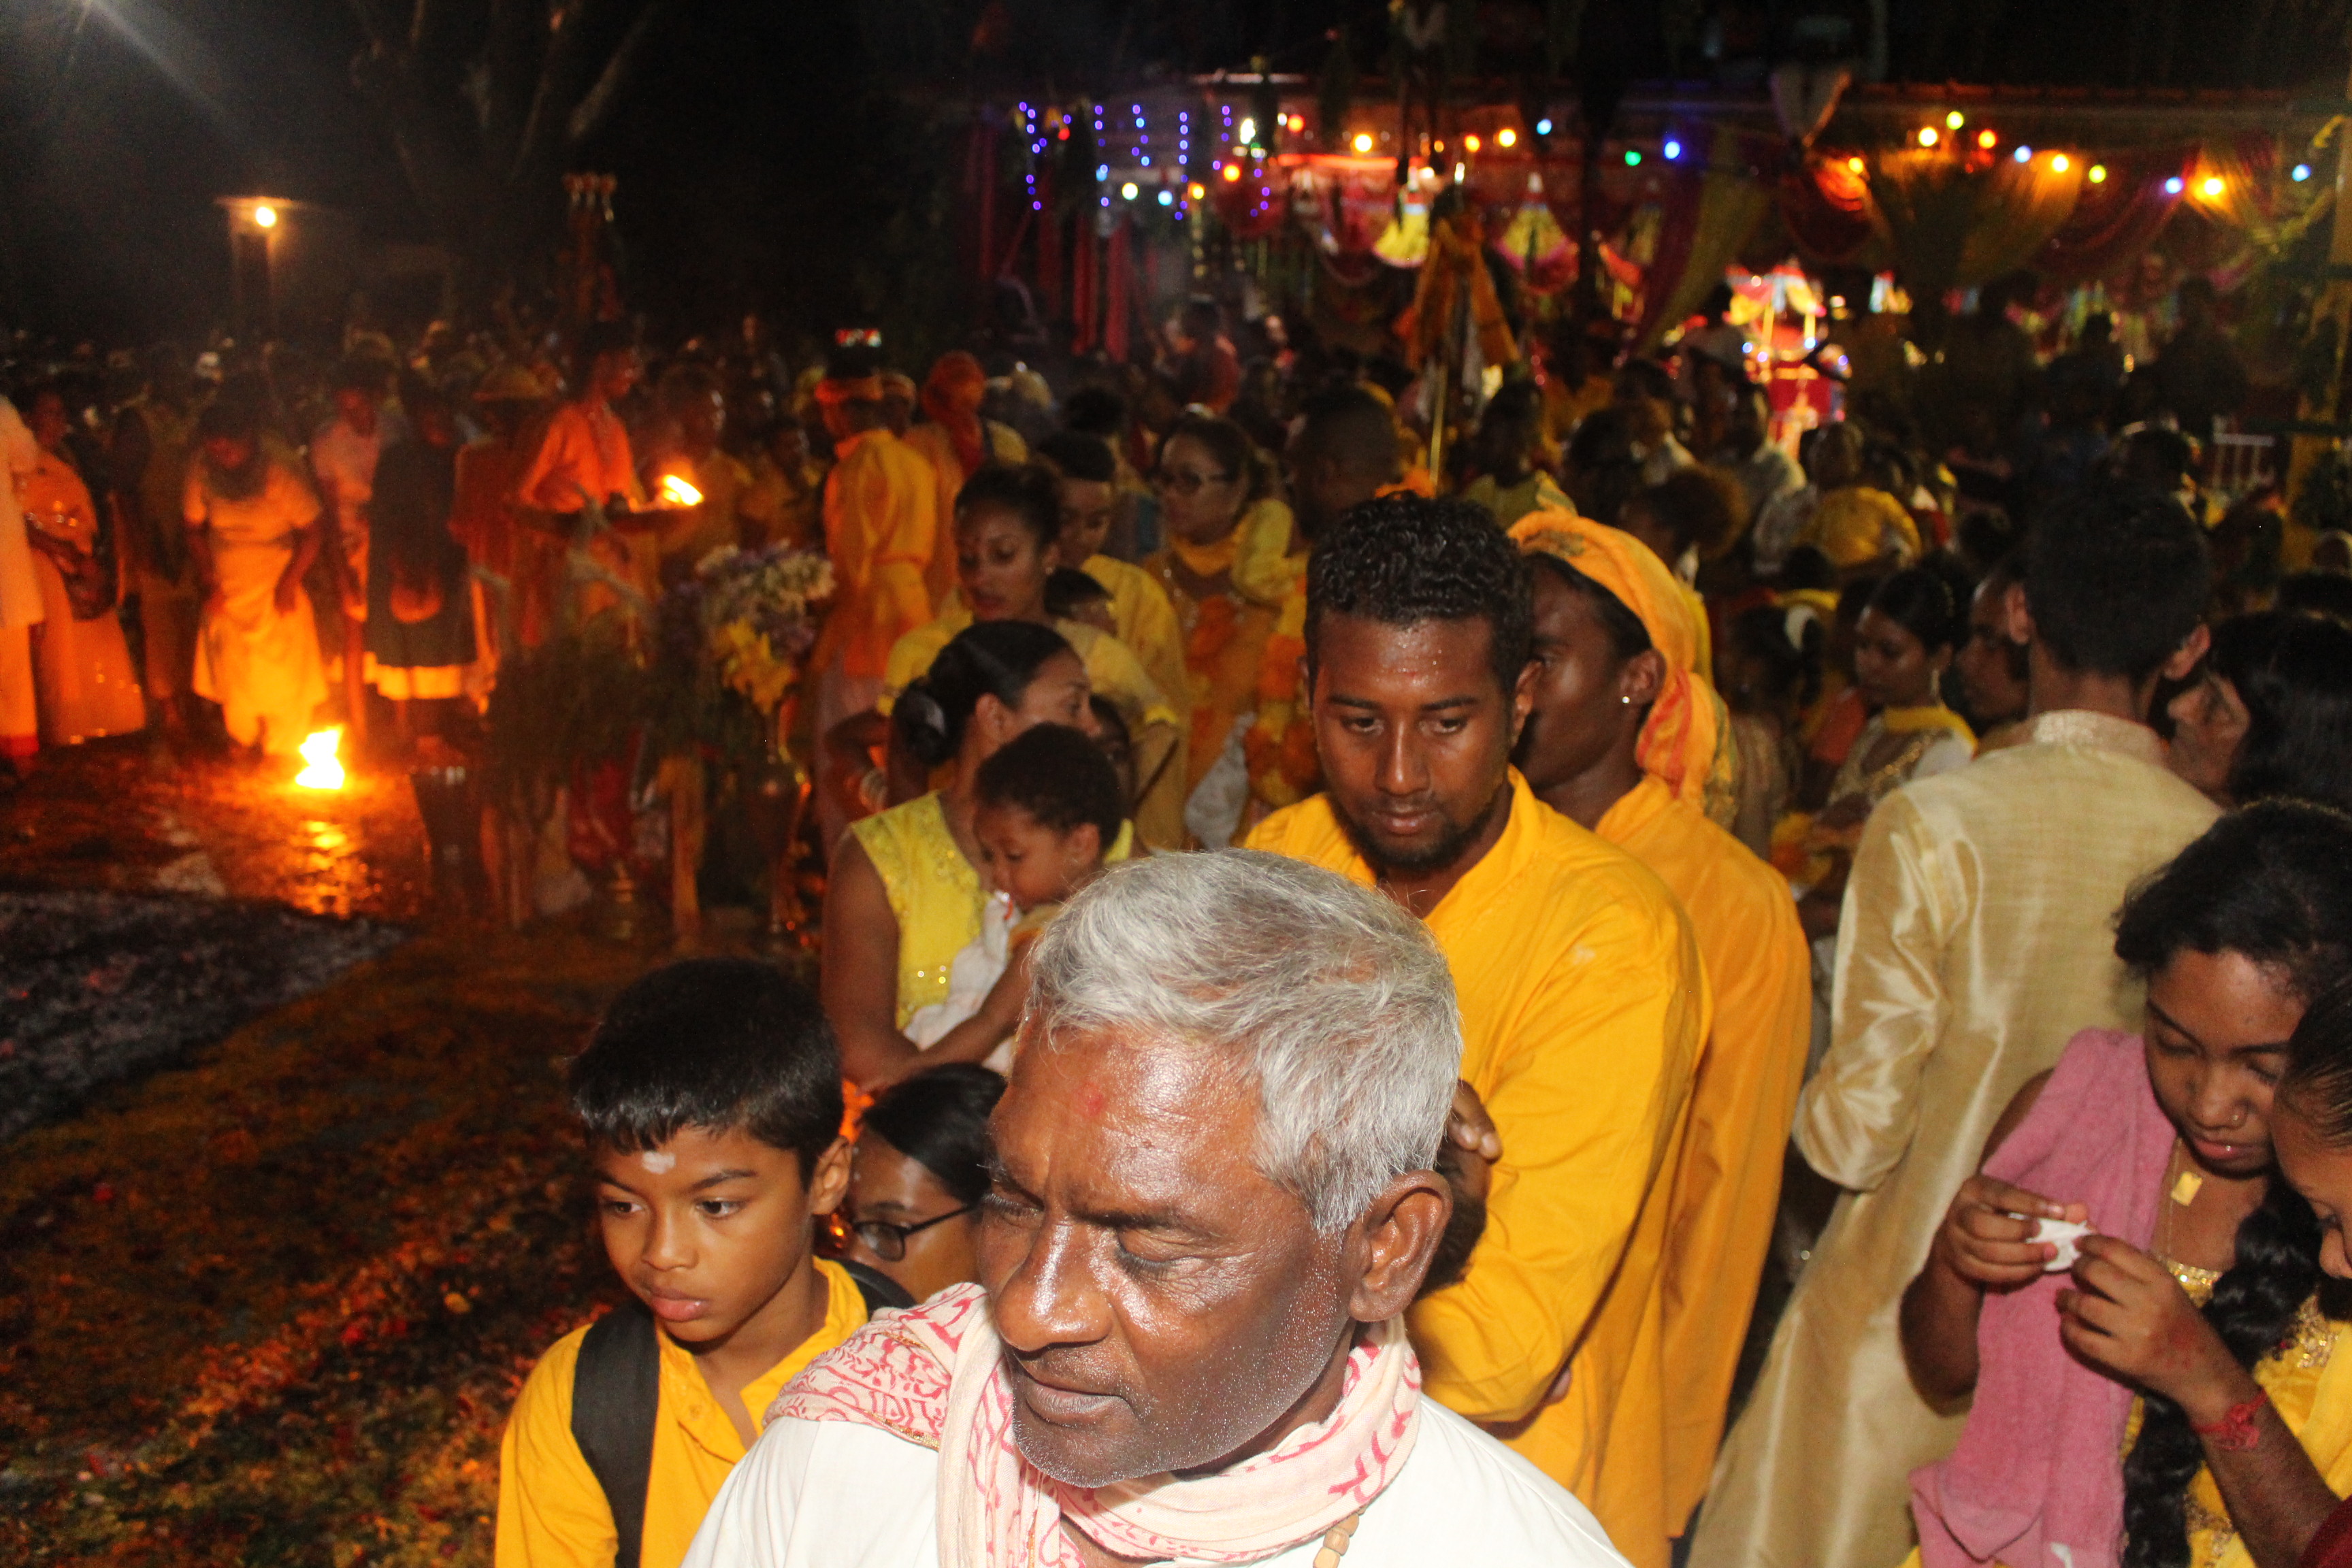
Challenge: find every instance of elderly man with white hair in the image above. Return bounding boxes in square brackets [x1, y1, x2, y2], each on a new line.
[682, 849, 1628, 1568]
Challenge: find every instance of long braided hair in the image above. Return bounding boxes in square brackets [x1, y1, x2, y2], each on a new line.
[2111, 801, 2352, 1568]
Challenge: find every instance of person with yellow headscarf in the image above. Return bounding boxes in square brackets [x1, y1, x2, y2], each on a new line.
[902, 353, 1027, 610]
[1509, 510, 1813, 1560]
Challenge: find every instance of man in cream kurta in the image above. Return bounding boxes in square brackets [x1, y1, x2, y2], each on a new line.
[1691, 551, 2220, 1568]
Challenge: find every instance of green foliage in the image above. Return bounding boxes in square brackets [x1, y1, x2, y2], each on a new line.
[480, 614, 653, 823]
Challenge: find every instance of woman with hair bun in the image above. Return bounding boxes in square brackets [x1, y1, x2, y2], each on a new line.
[820, 620, 1129, 1089]
[833, 459, 1185, 846]
[1899, 801, 2352, 1568]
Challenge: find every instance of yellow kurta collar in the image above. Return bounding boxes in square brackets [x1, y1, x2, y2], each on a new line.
[652, 1257, 866, 1464]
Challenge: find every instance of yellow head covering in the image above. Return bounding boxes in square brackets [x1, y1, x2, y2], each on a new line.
[1510, 508, 1739, 823]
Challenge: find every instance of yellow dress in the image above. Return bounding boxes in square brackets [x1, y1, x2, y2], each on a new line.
[1248, 771, 1706, 1568]
[1799, 485, 1923, 570]
[184, 456, 327, 754]
[850, 790, 1132, 1027]
[22, 451, 144, 744]
[1596, 776, 1811, 1535]
[1144, 497, 1300, 798]
[1081, 552, 1189, 728]
[1690, 712, 2221, 1568]
[495, 1260, 868, 1568]
[1463, 470, 1573, 530]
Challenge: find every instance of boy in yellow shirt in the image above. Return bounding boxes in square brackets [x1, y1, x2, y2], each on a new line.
[496, 959, 896, 1568]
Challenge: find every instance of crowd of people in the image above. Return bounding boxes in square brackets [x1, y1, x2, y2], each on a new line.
[14, 268, 2352, 1568]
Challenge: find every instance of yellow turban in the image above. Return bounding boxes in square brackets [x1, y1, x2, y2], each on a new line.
[1510, 508, 1738, 822]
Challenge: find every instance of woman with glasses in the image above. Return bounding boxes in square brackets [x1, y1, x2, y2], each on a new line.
[823, 1063, 1007, 1305]
[1141, 412, 1298, 814]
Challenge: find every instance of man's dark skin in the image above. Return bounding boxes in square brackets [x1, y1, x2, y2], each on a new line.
[1309, 610, 1535, 915]
[980, 1028, 1451, 1568]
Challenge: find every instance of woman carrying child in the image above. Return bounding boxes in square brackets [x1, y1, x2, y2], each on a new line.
[1899, 802, 2352, 1568]
[828, 461, 1183, 846]
[820, 621, 1132, 1091]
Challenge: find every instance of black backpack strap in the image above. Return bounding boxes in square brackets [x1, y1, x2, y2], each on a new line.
[570, 1302, 661, 1568]
[838, 1258, 916, 1315]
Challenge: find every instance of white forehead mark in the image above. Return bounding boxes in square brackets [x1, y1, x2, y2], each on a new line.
[640, 1150, 676, 1174]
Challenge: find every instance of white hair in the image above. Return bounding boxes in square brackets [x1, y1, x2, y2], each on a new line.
[1023, 849, 1463, 1232]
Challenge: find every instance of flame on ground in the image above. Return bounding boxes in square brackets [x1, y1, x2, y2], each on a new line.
[295, 728, 346, 790]
[659, 474, 703, 508]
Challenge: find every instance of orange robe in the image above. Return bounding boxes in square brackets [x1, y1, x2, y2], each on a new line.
[1248, 770, 1706, 1567]
[1595, 774, 1811, 1539]
[22, 451, 144, 743]
[811, 428, 937, 681]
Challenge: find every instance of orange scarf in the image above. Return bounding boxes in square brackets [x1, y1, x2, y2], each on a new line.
[1511, 510, 1737, 824]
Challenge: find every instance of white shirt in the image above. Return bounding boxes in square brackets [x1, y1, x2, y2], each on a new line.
[680, 1398, 1631, 1568]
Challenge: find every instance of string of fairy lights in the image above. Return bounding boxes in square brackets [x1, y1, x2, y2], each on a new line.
[1001, 95, 2327, 235]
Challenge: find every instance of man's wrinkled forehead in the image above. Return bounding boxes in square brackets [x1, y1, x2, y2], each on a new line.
[996, 1025, 1273, 1211]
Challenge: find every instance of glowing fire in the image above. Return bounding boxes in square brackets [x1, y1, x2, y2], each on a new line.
[659, 474, 704, 508]
[295, 728, 346, 790]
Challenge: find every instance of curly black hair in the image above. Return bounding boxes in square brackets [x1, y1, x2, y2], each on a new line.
[1305, 495, 1534, 699]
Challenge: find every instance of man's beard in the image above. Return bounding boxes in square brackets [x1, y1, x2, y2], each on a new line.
[1331, 779, 1505, 879]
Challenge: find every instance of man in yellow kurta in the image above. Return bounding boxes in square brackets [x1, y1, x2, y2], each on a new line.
[1689, 486, 2223, 1568]
[1509, 513, 1812, 1552]
[1244, 494, 1704, 1568]
[809, 360, 938, 847]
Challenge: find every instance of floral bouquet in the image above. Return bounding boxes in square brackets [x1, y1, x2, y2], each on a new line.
[690, 544, 835, 715]
[644, 544, 834, 768]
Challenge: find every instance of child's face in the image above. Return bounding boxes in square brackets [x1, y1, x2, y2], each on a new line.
[593, 1124, 849, 1349]
[973, 802, 1100, 912]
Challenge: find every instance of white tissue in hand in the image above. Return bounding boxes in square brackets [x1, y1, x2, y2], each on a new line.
[2032, 1218, 2094, 1271]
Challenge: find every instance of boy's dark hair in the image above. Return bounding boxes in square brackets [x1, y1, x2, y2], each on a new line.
[1034, 429, 1117, 485]
[975, 722, 1124, 844]
[568, 959, 843, 1176]
[1306, 494, 1533, 698]
[1044, 566, 1111, 620]
[861, 1064, 1008, 1207]
[2025, 482, 2209, 681]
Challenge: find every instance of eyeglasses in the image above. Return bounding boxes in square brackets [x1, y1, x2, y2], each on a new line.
[820, 1205, 975, 1262]
[1154, 468, 1235, 496]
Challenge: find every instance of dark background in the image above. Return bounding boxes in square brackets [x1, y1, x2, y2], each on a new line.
[0, 0, 2342, 347]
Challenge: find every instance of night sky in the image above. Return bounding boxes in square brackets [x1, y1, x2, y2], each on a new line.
[0, 0, 2340, 348]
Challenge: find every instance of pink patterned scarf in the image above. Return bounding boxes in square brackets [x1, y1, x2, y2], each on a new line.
[771, 1283, 1422, 1567]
